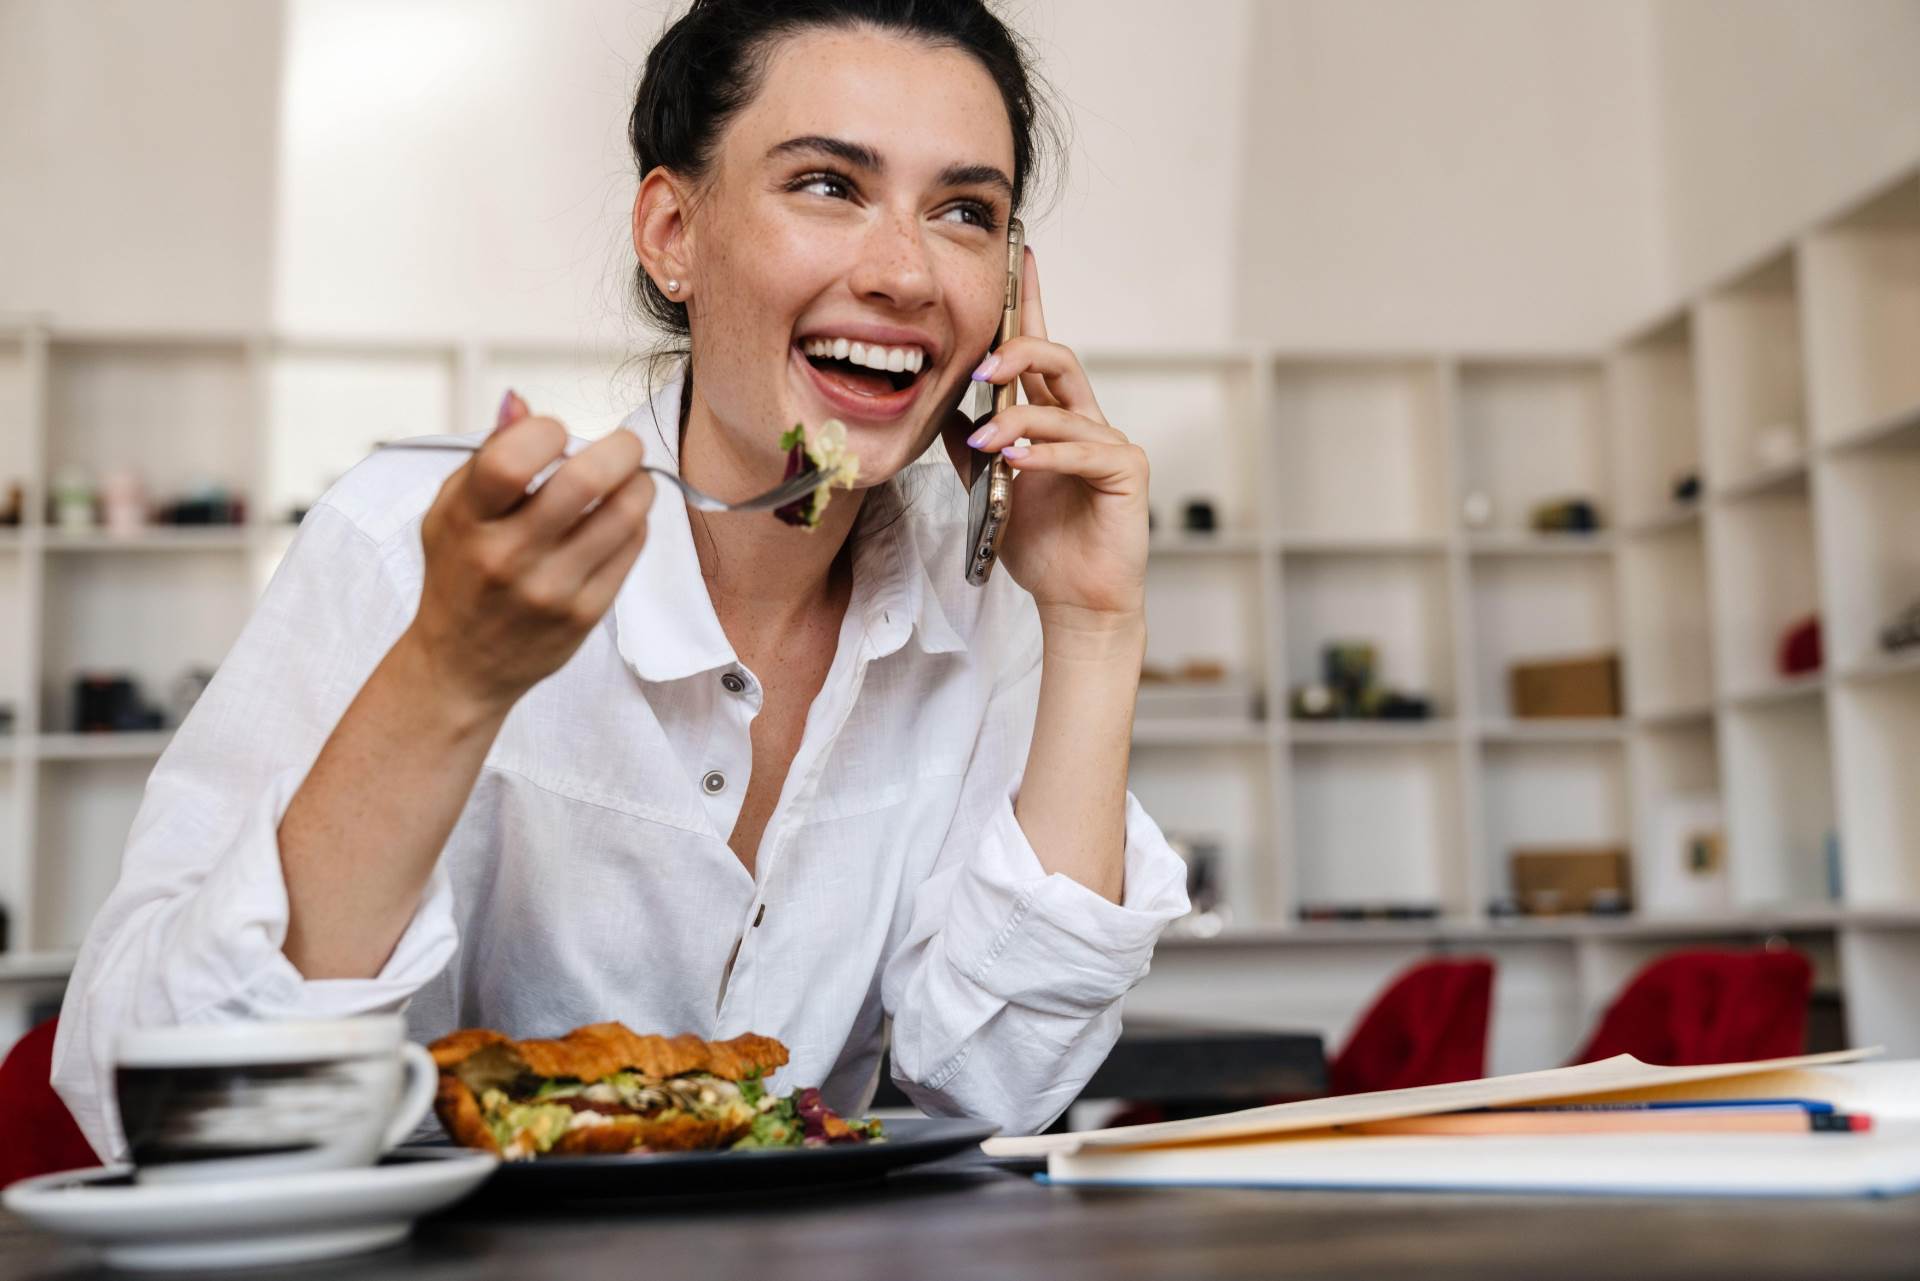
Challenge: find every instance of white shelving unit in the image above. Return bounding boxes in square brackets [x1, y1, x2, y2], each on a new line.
[3, 166, 1919, 1069]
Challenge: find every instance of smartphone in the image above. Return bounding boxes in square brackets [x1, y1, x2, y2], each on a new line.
[962, 217, 1025, 587]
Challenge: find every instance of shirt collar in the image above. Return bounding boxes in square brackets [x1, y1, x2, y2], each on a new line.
[608, 370, 965, 685]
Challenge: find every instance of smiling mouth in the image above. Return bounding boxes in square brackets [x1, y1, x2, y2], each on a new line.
[796, 339, 927, 398]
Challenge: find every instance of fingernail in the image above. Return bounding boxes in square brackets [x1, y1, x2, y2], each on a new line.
[970, 354, 1000, 382]
[494, 389, 525, 431]
[1001, 444, 1029, 461]
[966, 425, 994, 449]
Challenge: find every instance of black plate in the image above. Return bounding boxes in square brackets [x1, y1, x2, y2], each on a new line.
[400, 1117, 998, 1201]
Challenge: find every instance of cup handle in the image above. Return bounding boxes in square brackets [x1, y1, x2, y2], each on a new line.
[382, 1042, 440, 1152]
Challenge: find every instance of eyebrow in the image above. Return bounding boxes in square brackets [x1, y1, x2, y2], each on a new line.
[767, 134, 1014, 201]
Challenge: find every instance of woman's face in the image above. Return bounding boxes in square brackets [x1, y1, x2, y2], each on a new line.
[677, 27, 1017, 485]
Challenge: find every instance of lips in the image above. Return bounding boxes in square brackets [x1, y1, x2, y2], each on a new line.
[790, 343, 930, 423]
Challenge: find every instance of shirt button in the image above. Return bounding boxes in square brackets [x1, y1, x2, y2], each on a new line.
[720, 672, 746, 694]
[702, 770, 727, 795]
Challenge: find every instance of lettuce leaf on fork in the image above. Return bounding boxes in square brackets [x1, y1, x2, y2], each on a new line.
[774, 419, 860, 529]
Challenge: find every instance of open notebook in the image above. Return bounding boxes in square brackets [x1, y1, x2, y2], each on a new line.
[986, 1050, 1920, 1197]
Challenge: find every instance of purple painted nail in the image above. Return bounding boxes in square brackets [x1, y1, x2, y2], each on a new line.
[966, 425, 994, 449]
[1001, 444, 1030, 461]
[970, 353, 1000, 382]
[495, 389, 521, 431]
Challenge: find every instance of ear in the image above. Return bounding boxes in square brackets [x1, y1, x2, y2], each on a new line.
[633, 168, 694, 300]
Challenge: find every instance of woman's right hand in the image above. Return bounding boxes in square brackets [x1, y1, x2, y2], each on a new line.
[404, 391, 655, 716]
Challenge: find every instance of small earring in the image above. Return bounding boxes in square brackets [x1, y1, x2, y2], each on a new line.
[665, 278, 680, 297]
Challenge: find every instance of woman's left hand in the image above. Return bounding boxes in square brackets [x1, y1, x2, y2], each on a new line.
[962, 247, 1148, 635]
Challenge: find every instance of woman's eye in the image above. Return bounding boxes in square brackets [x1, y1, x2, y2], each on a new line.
[796, 174, 852, 200]
[942, 202, 999, 231]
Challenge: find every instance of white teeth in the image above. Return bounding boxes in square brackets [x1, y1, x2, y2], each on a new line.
[800, 337, 928, 375]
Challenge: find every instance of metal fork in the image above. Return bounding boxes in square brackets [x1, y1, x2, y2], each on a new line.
[373, 437, 822, 513]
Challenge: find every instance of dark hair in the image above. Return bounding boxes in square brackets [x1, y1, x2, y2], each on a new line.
[628, 0, 1062, 338]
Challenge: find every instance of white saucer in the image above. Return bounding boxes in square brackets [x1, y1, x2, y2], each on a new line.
[3, 1150, 497, 1271]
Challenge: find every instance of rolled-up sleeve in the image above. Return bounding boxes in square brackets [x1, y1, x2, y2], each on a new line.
[881, 623, 1190, 1136]
[51, 501, 459, 1159]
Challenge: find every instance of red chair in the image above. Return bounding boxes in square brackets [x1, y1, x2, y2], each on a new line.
[1571, 948, 1813, 1066]
[1328, 957, 1496, 1096]
[0, 1019, 101, 1187]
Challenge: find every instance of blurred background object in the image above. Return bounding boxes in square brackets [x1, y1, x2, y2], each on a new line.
[0, 0, 1916, 1085]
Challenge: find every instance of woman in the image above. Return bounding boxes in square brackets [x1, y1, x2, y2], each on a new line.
[54, 0, 1187, 1154]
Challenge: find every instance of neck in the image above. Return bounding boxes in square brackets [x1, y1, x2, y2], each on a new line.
[678, 378, 859, 635]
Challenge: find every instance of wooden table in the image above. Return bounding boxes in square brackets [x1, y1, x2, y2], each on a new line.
[7, 1149, 1920, 1280]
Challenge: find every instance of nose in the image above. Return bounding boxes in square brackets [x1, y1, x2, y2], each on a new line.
[848, 208, 938, 313]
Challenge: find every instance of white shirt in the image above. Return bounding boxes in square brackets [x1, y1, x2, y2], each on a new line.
[53, 373, 1189, 1158]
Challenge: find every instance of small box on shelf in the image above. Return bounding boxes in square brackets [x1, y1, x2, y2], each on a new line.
[1510, 653, 1621, 720]
[1510, 846, 1631, 917]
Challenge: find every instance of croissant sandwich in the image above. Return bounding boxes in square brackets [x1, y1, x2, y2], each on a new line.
[430, 1021, 882, 1161]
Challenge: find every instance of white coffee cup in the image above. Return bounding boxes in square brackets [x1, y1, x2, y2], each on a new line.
[113, 1016, 437, 1184]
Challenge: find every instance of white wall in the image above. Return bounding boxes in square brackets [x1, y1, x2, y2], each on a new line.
[1650, 0, 1920, 294]
[1232, 0, 1670, 351]
[0, 0, 282, 330]
[271, 0, 1252, 350]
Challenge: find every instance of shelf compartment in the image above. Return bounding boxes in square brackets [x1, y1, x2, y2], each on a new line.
[1619, 522, 1713, 717]
[476, 345, 632, 444]
[1468, 555, 1618, 721]
[1479, 740, 1629, 905]
[1799, 172, 1920, 446]
[1630, 720, 1726, 918]
[1608, 317, 1701, 530]
[265, 346, 458, 526]
[46, 338, 253, 505]
[34, 758, 151, 952]
[1126, 743, 1276, 928]
[1085, 356, 1260, 541]
[1695, 253, 1808, 495]
[1816, 433, 1920, 675]
[1271, 359, 1449, 541]
[1143, 557, 1266, 697]
[1722, 697, 1839, 909]
[39, 553, 254, 733]
[1290, 740, 1465, 916]
[1456, 360, 1610, 536]
[1705, 481, 1820, 698]
[1282, 552, 1455, 716]
[1831, 678, 1920, 906]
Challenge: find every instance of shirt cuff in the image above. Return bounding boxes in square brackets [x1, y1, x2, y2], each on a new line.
[164, 766, 459, 1023]
[945, 790, 1190, 1018]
